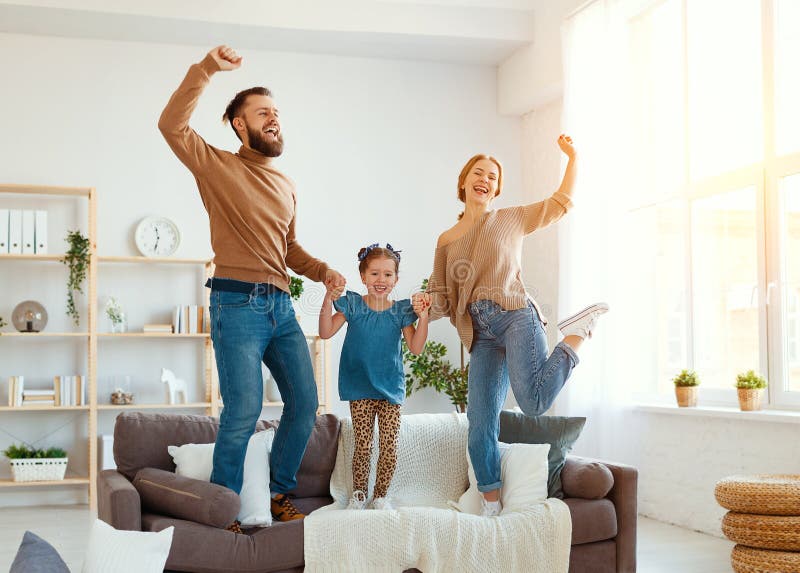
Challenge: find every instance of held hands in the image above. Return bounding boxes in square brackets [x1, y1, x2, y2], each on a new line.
[557, 134, 576, 159]
[325, 269, 346, 300]
[412, 292, 432, 318]
[208, 45, 242, 71]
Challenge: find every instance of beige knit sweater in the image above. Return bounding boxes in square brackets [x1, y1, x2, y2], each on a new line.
[427, 191, 573, 351]
[158, 54, 329, 289]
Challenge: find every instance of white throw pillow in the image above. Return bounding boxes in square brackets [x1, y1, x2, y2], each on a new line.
[167, 428, 275, 526]
[82, 519, 173, 573]
[454, 442, 550, 515]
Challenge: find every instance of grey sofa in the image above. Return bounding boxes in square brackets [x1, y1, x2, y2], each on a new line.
[98, 412, 637, 572]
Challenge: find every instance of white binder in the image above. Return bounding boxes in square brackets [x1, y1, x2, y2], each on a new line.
[21, 210, 35, 254]
[35, 210, 48, 254]
[0, 209, 8, 253]
[8, 210, 22, 254]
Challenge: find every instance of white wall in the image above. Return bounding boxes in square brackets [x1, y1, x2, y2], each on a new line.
[0, 32, 523, 505]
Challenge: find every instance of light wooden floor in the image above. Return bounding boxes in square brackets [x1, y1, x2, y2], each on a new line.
[0, 505, 734, 572]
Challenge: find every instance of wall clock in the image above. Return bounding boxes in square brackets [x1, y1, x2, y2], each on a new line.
[134, 216, 180, 257]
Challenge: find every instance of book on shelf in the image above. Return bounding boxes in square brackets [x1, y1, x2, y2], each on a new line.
[143, 323, 173, 333]
[7, 375, 24, 407]
[22, 393, 56, 401]
[22, 399, 55, 407]
[173, 305, 211, 334]
[54, 375, 85, 406]
[188, 305, 198, 334]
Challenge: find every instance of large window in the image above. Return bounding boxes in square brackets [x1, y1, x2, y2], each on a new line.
[628, 0, 800, 407]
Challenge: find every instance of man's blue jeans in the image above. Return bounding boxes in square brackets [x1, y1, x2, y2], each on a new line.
[466, 299, 579, 493]
[208, 284, 318, 495]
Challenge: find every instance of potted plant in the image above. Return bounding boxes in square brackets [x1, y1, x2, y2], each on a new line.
[403, 340, 468, 413]
[735, 370, 767, 411]
[672, 369, 700, 407]
[104, 296, 127, 333]
[2, 444, 68, 482]
[0, 316, 6, 334]
[60, 230, 91, 326]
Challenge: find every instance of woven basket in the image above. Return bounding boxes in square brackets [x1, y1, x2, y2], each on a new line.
[731, 545, 800, 573]
[723, 511, 800, 551]
[675, 386, 698, 407]
[715, 475, 800, 515]
[737, 388, 763, 411]
[9, 458, 68, 482]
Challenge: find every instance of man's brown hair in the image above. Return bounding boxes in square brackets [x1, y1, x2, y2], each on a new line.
[222, 87, 273, 142]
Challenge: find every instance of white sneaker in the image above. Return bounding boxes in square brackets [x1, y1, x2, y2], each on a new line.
[480, 498, 502, 517]
[347, 490, 368, 510]
[372, 497, 394, 510]
[557, 303, 609, 339]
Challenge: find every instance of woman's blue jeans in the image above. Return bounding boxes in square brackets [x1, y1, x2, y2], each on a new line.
[467, 299, 579, 493]
[209, 286, 318, 495]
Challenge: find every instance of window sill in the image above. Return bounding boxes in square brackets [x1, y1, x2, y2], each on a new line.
[635, 403, 800, 424]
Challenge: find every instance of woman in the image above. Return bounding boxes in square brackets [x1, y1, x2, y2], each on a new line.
[415, 134, 608, 517]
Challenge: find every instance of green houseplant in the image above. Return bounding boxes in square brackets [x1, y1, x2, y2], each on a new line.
[672, 369, 700, 407]
[288, 276, 304, 301]
[735, 370, 767, 411]
[60, 230, 91, 326]
[0, 316, 6, 334]
[403, 340, 468, 413]
[2, 444, 68, 482]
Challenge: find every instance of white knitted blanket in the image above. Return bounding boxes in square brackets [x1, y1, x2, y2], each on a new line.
[304, 413, 572, 573]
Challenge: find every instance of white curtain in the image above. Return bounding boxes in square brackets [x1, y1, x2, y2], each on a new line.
[552, 0, 655, 462]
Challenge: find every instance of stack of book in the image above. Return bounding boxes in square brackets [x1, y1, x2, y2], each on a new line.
[5, 375, 85, 407]
[54, 375, 86, 406]
[172, 305, 211, 334]
[22, 389, 55, 406]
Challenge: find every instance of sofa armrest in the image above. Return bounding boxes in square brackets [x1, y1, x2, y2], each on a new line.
[97, 469, 142, 531]
[568, 456, 637, 573]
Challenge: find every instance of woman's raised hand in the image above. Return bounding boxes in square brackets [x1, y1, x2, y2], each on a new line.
[557, 134, 576, 159]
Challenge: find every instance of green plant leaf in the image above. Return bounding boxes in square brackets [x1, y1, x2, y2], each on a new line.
[61, 230, 91, 326]
[403, 339, 468, 411]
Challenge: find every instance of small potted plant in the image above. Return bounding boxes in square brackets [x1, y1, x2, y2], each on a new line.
[735, 370, 767, 411]
[0, 316, 6, 334]
[673, 369, 700, 407]
[104, 296, 127, 333]
[2, 444, 68, 482]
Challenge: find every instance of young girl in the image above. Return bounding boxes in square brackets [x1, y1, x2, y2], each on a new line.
[319, 243, 429, 510]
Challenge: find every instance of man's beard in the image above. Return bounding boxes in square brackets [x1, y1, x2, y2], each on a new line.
[246, 124, 284, 157]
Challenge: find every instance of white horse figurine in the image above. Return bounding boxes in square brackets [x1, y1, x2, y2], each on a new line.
[161, 368, 188, 404]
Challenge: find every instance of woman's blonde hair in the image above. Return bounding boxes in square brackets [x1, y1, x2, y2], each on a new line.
[457, 154, 503, 220]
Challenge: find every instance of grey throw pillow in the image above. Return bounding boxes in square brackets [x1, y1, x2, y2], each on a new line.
[10, 531, 70, 573]
[498, 410, 586, 498]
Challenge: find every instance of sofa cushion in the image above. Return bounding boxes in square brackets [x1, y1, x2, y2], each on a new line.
[83, 518, 174, 573]
[167, 429, 275, 527]
[114, 412, 226, 480]
[142, 513, 305, 573]
[562, 458, 614, 500]
[133, 467, 240, 529]
[563, 498, 618, 545]
[498, 410, 586, 498]
[10, 531, 70, 573]
[264, 413, 340, 497]
[455, 442, 550, 515]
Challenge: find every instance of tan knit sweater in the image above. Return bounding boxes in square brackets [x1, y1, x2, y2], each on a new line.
[427, 191, 573, 351]
[158, 54, 329, 290]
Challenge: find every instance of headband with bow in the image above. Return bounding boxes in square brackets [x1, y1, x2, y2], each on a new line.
[358, 243, 402, 261]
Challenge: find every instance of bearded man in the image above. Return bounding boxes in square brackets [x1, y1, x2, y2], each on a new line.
[159, 45, 345, 523]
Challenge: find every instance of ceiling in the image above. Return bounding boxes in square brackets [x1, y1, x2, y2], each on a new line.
[0, 0, 541, 65]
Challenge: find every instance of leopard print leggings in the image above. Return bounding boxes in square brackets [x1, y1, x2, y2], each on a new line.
[350, 399, 402, 499]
